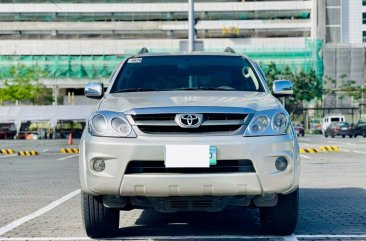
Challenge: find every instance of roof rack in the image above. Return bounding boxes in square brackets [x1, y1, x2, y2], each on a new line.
[224, 47, 236, 53]
[137, 47, 149, 54]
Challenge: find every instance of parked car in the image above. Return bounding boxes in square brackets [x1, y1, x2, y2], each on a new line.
[322, 115, 345, 134]
[292, 121, 305, 137]
[0, 122, 17, 139]
[55, 120, 86, 139]
[17, 121, 51, 139]
[353, 120, 366, 138]
[80, 49, 300, 237]
[324, 122, 353, 138]
[309, 118, 322, 134]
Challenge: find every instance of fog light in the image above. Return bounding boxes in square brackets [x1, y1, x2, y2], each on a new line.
[93, 159, 105, 172]
[275, 157, 288, 171]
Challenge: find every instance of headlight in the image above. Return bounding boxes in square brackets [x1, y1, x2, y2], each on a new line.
[90, 114, 108, 135]
[111, 117, 132, 137]
[272, 113, 288, 134]
[244, 111, 289, 136]
[88, 111, 136, 138]
[250, 116, 270, 134]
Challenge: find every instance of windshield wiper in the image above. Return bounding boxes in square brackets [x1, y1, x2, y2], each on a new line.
[173, 87, 236, 91]
[111, 88, 159, 93]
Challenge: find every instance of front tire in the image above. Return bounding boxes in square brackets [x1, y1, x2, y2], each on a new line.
[82, 192, 120, 238]
[260, 189, 299, 235]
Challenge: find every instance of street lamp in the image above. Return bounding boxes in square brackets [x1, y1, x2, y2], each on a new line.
[188, 0, 195, 53]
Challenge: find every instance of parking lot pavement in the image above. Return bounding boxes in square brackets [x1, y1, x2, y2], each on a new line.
[0, 136, 365, 241]
[0, 139, 80, 154]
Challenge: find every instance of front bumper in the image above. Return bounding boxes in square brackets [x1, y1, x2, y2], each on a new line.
[79, 133, 300, 197]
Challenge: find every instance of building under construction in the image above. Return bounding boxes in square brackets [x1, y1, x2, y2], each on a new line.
[0, 0, 323, 105]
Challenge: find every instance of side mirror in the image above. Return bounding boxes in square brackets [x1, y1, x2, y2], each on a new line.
[272, 80, 293, 97]
[84, 82, 104, 99]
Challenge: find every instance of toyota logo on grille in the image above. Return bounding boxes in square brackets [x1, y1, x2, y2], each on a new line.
[175, 114, 203, 128]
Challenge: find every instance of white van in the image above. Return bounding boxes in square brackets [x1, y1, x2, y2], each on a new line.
[322, 115, 346, 133]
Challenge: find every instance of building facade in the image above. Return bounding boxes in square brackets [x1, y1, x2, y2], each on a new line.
[319, 0, 366, 108]
[0, 0, 321, 105]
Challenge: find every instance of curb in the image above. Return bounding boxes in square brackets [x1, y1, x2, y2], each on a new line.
[61, 148, 79, 154]
[300, 146, 340, 154]
[18, 151, 39, 156]
[300, 148, 318, 154]
[1, 149, 15, 155]
[319, 146, 340, 152]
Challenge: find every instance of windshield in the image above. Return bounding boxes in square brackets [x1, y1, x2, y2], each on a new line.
[336, 122, 349, 127]
[331, 117, 341, 122]
[111, 55, 265, 93]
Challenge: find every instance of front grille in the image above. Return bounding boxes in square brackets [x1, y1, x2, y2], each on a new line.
[170, 200, 213, 209]
[132, 114, 175, 121]
[203, 113, 247, 120]
[125, 160, 255, 174]
[130, 113, 249, 134]
[138, 125, 242, 133]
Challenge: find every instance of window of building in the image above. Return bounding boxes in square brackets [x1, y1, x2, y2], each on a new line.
[363, 13, 366, 24]
[363, 31, 366, 43]
[363, 0, 366, 6]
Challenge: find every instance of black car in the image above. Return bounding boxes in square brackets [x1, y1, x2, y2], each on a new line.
[353, 120, 366, 138]
[324, 122, 353, 138]
[0, 123, 17, 139]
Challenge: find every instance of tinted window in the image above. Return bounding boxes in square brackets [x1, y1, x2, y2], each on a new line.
[336, 122, 349, 127]
[111, 56, 264, 92]
[331, 118, 340, 122]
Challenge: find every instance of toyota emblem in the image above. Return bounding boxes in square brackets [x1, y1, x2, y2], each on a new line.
[175, 114, 203, 128]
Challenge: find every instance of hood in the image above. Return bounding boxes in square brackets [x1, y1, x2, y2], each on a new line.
[98, 91, 280, 113]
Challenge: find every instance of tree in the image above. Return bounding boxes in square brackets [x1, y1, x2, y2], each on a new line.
[0, 65, 53, 105]
[323, 74, 363, 106]
[262, 63, 323, 113]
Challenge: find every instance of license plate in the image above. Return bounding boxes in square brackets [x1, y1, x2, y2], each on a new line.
[341, 127, 347, 130]
[209, 146, 217, 166]
[165, 145, 217, 168]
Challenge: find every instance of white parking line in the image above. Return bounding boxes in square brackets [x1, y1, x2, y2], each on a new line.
[57, 154, 78, 161]
[0, 236, 286, 241]
[1, 235, 366, 240]
[283, 234, 298, 241]
[0, 189, 80, 236]
[300, 154, 311, 159]
[354, 150, 366, 155]
[297, 234, 366, 238]
[0, 155, 16, 159]
[0, 238, 90, 241]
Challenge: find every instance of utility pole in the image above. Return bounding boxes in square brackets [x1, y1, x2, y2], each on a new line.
[188, 0, 195, 53]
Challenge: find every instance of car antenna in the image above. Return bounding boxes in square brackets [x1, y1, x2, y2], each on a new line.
[224, 47, 235, 53]
[138, 47, 149, 54]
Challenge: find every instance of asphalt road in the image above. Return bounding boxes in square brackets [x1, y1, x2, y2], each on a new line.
[0, 136, 365, 241]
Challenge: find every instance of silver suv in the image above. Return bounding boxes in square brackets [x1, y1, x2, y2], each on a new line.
[80, 49, 300, 238]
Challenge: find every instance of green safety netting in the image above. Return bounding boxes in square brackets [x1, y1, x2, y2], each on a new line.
[0, 55, 126, 79]
[0, 39, 323, 80]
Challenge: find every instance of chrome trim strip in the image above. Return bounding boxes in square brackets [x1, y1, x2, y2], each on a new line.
[134, 120, 177, 126]
[201, 120, 244, 126]
[124, 106, 255, 115]
[132, 120, 245, 126]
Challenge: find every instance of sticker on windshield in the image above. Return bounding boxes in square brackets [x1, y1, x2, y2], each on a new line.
[128, 58, 142, 63]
